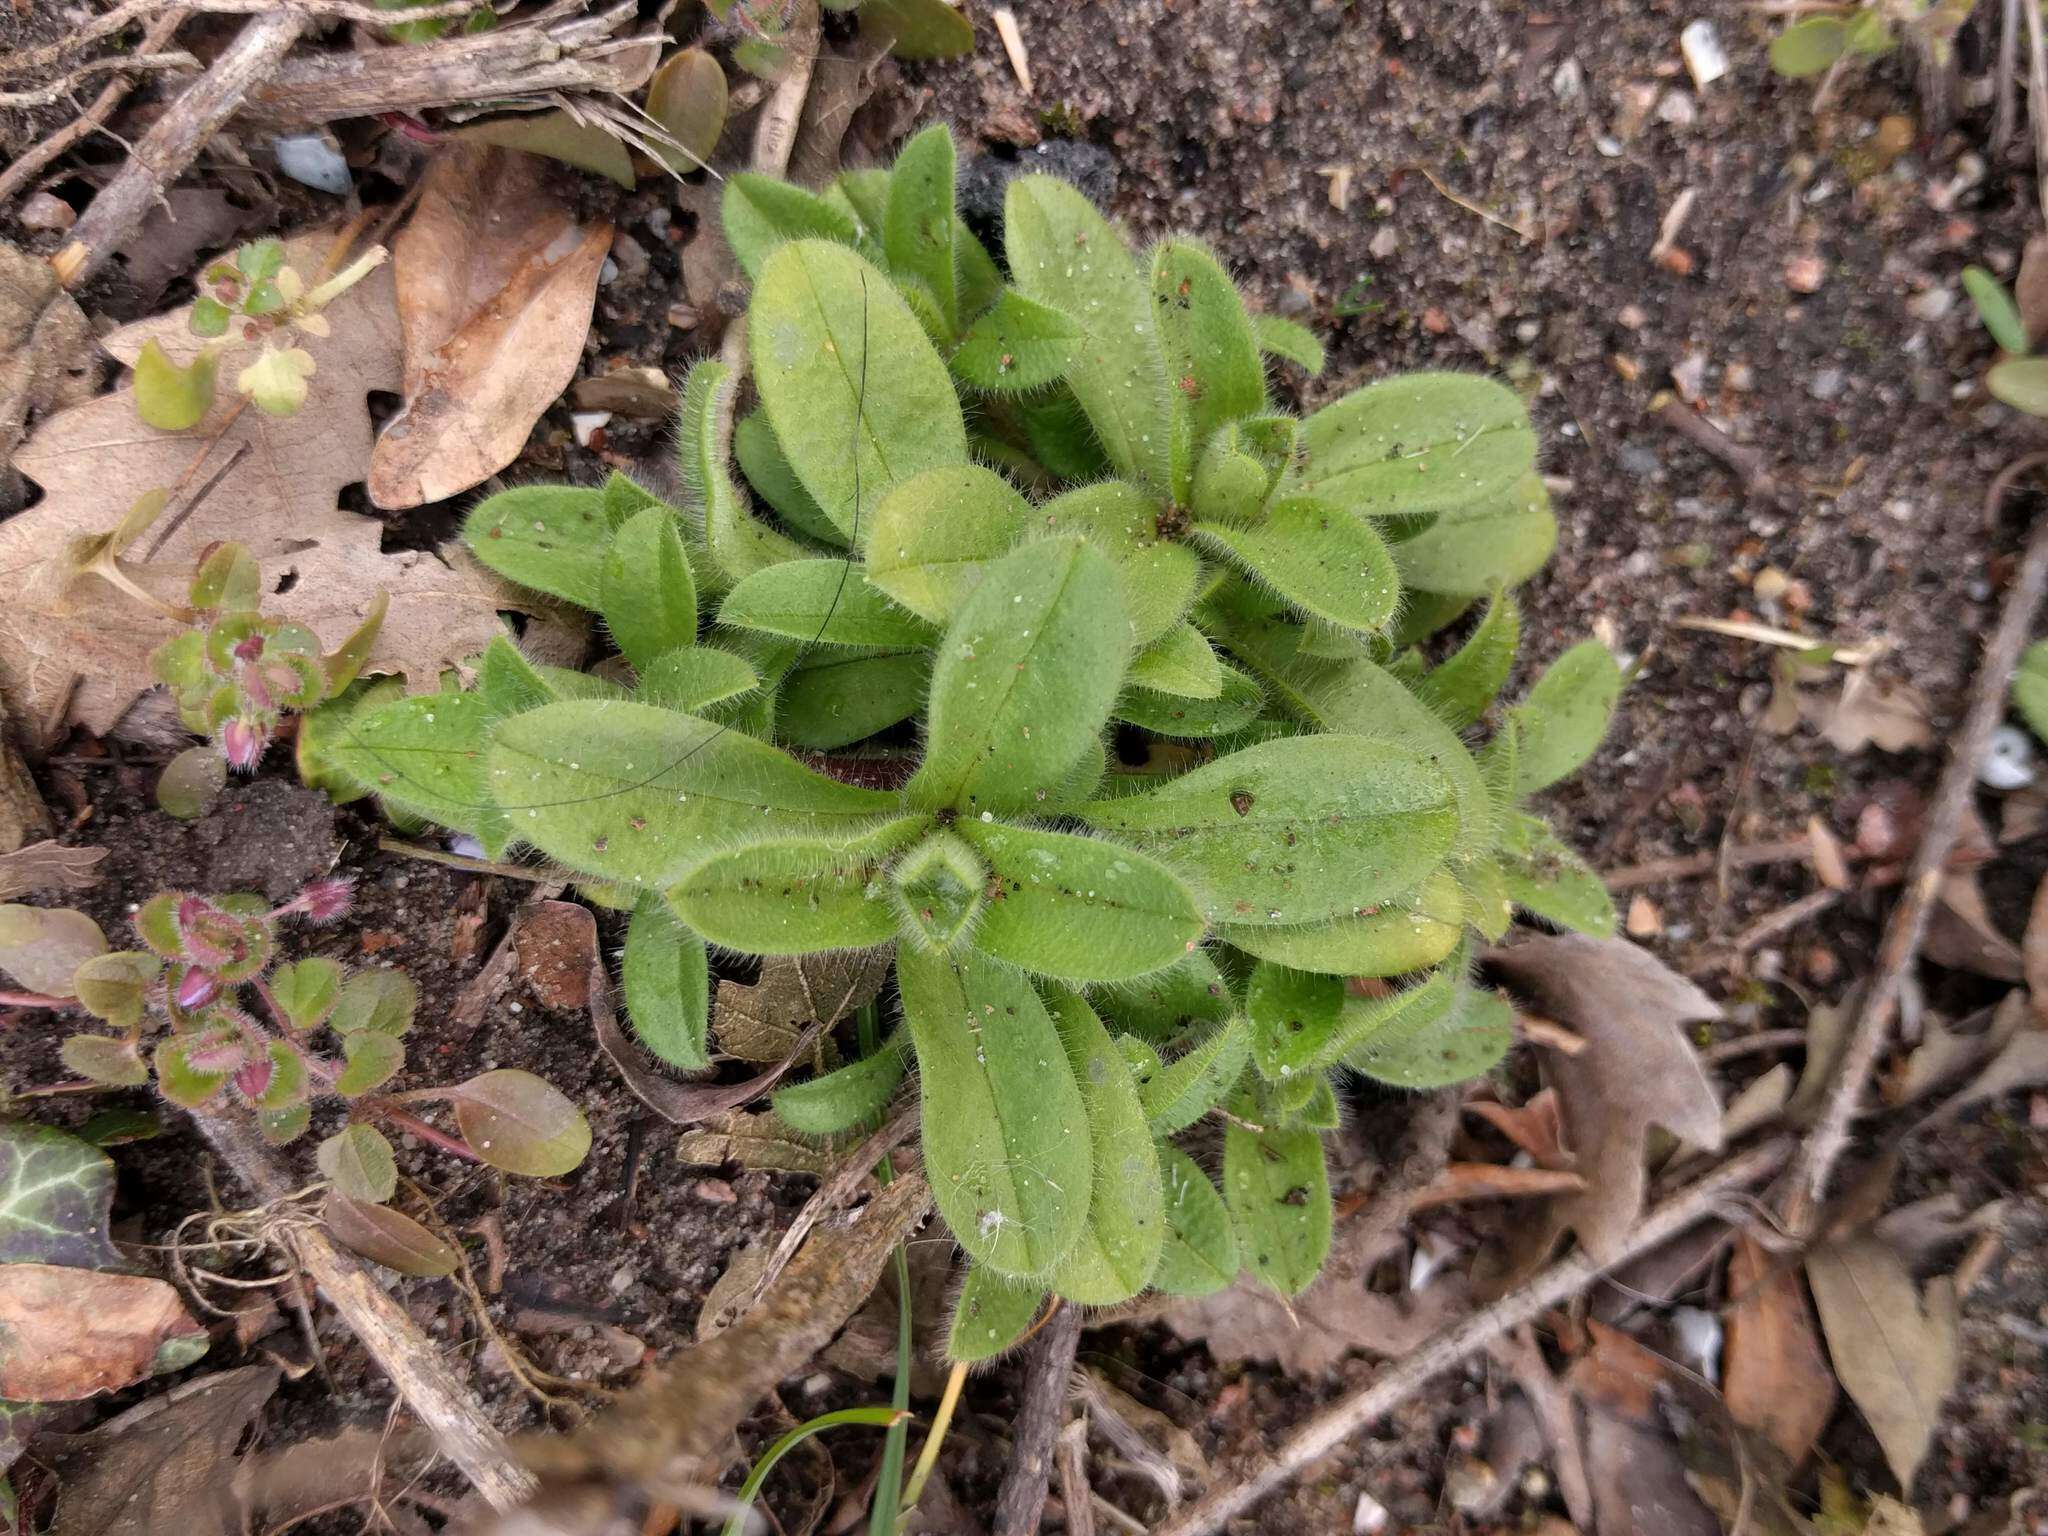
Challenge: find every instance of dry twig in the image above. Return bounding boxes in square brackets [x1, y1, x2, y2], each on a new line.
[995, 1304, 1085, 1536]
[1150, 1140, 1791, 1536]
[196, 1113, 536, 1510]
[54, 10, 308, 288]
[1780, 501, 2048, 1230]
[1651, 396, 1784, 500]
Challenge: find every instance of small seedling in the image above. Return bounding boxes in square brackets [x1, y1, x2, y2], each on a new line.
[311, 125, 1625, 1341]
[0, 883, 588, 1274]
[1767, 0, 1968, 88]
[1965, 264, 2048, 417]
[133, 237, 387, 430]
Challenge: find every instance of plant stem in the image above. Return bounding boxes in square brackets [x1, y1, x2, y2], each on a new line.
[868, 1241, 914, 1536]
[368, 1102, 481, 1164]
[900, 1360, 968, 1513]
[0, 990, 76, 1010]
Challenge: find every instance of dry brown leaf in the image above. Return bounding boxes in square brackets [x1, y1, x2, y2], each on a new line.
[2017, 232, 2048, 347]
[2025, 874, 2048, 1016]
[820, 1237, 952, 1395]
[1489, 934, 1724, 1266]
[787, 24, 897, 186]
[1566, 1322, 1720, 1536]
[675, 1109, 836, 1176]
[1809, 814, 1852, 891]
[1408, 1163, 1586, 1211]
[513, 899, 598, 1011]
[714, 950, 889, 1063]
[0, 242, 99, 493]
[698, 1243, 774, 1340]
[368, 146, 611, 510]
[0, 839, 104, 900]
[6, 234, 532, 734]
[1923, 871, 2024, 981]
[51, 1364, 279, 1536]
[0, 1263, 205, 1401]
[1806, 1235, 1959, 1491]
[1466, 1089, 1570, 1168]
[1164, 1267, 1467, 1375]
[1816, 670, 1933, 755]
[1723, 1234, 1836, 1465]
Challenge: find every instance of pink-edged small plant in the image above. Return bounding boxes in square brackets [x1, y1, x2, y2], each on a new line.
[0, 880, 588, 1275]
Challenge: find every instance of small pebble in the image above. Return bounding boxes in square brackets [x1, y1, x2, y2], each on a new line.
[609, 1265, 637, 1295]
[18, 192, 74, 232]
[1353, 1491, 1389, 1534]
[1680, 19, 1729, 88]
[1809, 368, 1846, 401]
[571, 409, 612, 447]
[1785, 255, 1825, 293]
[1657, 90, 1698, 127]
[695, 1178, 738, 1205]
[1980, 725, 2036, 789]
[1551, 57, 1583, 101]
[598, 256, 620, 285]
[273, 132, 351, 196]
[1908, 285, 1955, 322]
[1368, 225, 1398, 259]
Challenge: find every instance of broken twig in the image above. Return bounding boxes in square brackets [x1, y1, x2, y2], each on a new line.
[995, 1303, 1085, 1536]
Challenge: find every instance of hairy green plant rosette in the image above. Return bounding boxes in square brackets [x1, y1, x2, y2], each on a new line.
[313, 124, 1626, 1354]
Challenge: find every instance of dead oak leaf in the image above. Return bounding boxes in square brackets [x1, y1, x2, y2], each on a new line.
[713, 950, 888, 1063]
[1164, 1267, 1468, 1376]
[1723, 1233, 1837, 1466]
[368, 145, 612, 510]
[1806, 1235, 1959, 1491]
[6, 235, 531, 734]
[1489, 934, 1724, 1268]
[0, 1264, 206, 1401]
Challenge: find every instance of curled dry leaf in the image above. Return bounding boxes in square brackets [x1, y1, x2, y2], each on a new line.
[49, 1364, 280, 1536]
[0, 242, 99, 479]
[1806, 1235, 1959, 1491]
[1164, 1266, 1468, 1376]
[1818, 670, 1934, 755]
[513, 898, 598, 1011]
[675, 1109, 836, 1176]
[1722, 1233, 1836, 1465]
[713, 950, 890, 1063]
[0, 1264, 206, 1401]
[6, 233, 538, 734]
[1488, 934, 1724, 1271]
[368, 146, 612, 510]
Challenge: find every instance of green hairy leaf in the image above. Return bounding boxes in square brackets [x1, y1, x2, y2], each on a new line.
[722, 174, 860, 278]
[637, 647, 761, 714]
[864, 464, 1030, 622]
[956, 819, 1203, 982]
[750, 240, 965, 539]
[678, 359, 805, 585]
[898, 944, 1091, 1279]
[1497, 814, 1616, 938]
[1139, 1015, 1252, 1134]
[1151, 237, 1265, 442]
[1223, 1088, 1330, 1295]
[329, 968, 416, 1037]
[269, 957, 342, 1030]
[1076, 734, 1461, 927]
[601, 507, 698, 670]
[1393, 471, 1558, 598]
[1218, 867, 1466, 977]
[334, 1031, 403, 1097]
[623, 895, 711, 1069]
[478, 636, 556, 721]
[1129, 623, 1223, 699]
[464, 486, 612, 607]
[1342, 959, 1515, 1088]
[1153, 1145, 1238, 1296]
[891, 829, 989, 951]
[908, 536, 1127, 814]
[1006, 175, 1182, 497]
[947, 1263, 1045, 1363]
[1036, 480, 1199, 648]
[1414, 585, 1519, 728]
[488, 700, 897, 887]
[1098, 948, 1236, 1042]
[1295, 372, 1535, 521]
[1044, 991, 1164, 1304]
[668, 817, 928, 954]
[772, 1037, 906, 1135]
[884, 124, 958, 333]
[2015, 641, 2048, 740]
[734, 410, 843, 546]
[719, 559, 935, 648]
[1964, 265, 2030, 355]
[1118, 663, 1265, 739]
[1192, 495, 1400, 633]
[950, 289, 1082, 392]
[777, 651, 927, 748]
[326, 692, 511, 855]
[1511, 640, 1622, 794]
[1251, 313, 1325, 375]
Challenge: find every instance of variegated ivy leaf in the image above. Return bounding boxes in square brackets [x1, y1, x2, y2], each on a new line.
[0, 1121, 121, 1269]
[897, 943, 1090, 1280]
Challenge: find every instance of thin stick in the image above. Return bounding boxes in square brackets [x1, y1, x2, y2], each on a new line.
[0, 9, 191, 209]
[1151, 1140, 1790, 1536]
[1727, 887, 1840, 957]
[53, 10, 308, 289]
[194, 1112, 536, 1510]
[2029, 0, 2048, 228]
[1996, 0, 2021, 156]
[993, 1303, 1084, 1536]
[1603, 837, 1819, 891]
[899, 1359, 967, 1512]
[1055, 1415, 1096, 1536]
[1780, 507, 2048, 1232]
[0, 53, 198, 110]
[1651, 396, 1783, 500]
[378, 836, 567, 885]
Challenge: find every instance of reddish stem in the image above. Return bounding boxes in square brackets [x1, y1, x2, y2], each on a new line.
[367, 1102, 481, 1164]
[0, 991, 76, 1010]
